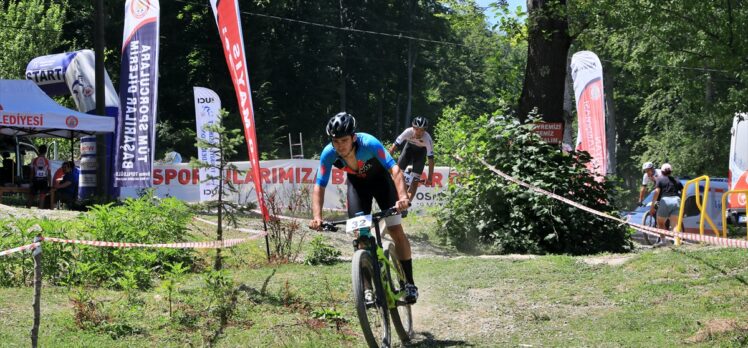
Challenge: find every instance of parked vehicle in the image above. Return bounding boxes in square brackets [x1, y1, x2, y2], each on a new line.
[624, 178, 728, 243]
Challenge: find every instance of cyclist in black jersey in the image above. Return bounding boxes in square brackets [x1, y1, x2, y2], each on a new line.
[388, 116, 435, 203]
[309, 112, 419, 303]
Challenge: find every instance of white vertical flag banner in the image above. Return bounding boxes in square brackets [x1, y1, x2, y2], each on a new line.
[114, 0, 161, 187]
[193, 87, 221, 202]
[570, 51, 608, 179]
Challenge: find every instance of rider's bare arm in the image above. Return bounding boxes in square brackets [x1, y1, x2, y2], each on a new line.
[639, 185, 648, 204]
[389, 165, 410, 211]
[388, 144, 398, 156]
[426, 157, 434, 185]
[310, 184, 325, 230]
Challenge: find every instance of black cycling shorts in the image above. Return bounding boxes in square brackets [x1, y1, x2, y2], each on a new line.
[31, 179, 49, 195]
[346, 159, 398, 221]
[397, 142, 427, 175]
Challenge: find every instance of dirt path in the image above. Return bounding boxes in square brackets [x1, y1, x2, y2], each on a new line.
[0, 203, 81, 220]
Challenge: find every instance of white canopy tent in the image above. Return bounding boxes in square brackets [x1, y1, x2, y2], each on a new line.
[0, 79, 114, 138]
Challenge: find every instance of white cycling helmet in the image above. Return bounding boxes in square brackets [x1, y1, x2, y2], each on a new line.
[642, 162, 654, 172]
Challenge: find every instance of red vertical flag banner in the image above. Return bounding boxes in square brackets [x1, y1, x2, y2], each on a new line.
[570, 51, 608, 179]
[210, 0, 269, 221]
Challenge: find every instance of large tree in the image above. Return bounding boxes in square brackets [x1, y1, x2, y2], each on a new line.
[517, 0, 571, 123]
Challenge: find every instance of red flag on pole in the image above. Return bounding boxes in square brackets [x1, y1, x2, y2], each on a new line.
[210, 0, 269, 221]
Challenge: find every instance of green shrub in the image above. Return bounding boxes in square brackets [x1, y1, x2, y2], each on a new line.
[305, 235, 342, 265]
[0, 218, 75, 287]
[71, 195, 196, 289]
[434, 108, 632, 255]
[0, 194, 197, 289]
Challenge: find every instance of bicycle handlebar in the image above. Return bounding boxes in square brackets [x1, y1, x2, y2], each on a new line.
[319, 204, 410, 232]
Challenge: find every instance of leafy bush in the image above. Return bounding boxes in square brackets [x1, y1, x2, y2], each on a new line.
[305, 235, 342, 265]
[71, 195, 196, 289]
[434, 108, 632, 255]
[0, 219, 75, 287]
[0, 195, 196, 289]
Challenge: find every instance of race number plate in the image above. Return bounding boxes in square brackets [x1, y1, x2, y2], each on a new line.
[346, 214, 372, 233]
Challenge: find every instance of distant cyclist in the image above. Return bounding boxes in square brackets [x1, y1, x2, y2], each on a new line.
[309, 112, 419, 303]
[639, 161, 662, 206]
[388, 116, 434, 203]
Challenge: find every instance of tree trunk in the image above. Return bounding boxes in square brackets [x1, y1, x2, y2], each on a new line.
[215, 143, 224, 271]
[406, 40, 414, 126]
[30, 236, 42, 348]
[338, 0, 347, 111]
[395, 94, 401, 132]
[377, 88, 384, 138]
[518, 0, 572, 126]
[603, 64, 617, 174]
[562, 50, 574, 146]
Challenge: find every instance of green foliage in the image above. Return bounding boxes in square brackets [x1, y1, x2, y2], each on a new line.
[71, 195, 196, 289]
[571, 0, 748, 187]
[190, 109, 256, 270]
[434, 108, 632, 254]
[159, 261, 189, 318]
[0, 194, 197, 289]
[0, 0, 66, 79]
[304, 235, 342, 266]
[0, 219, 75, 287]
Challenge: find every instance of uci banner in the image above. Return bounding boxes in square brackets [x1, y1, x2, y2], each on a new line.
[114, 0, 160, 188]
[210, 0, 269, 221]
[194, 87, 221, 202]
[570, 51, 608, 179]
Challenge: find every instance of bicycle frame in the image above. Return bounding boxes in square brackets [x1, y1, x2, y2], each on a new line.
[361, 216, 405, 310]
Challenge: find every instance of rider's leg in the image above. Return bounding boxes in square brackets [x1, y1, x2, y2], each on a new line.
[374, 175, 416, 287]
[655, 198, 675, 244]
[407, 149, 426, 203]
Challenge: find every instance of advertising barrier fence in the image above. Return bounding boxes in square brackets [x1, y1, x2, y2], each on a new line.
[120, 159, 458, 213]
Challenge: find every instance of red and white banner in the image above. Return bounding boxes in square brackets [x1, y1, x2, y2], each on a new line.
[728, 113, 748, 210]
[119, 159, 457, 213]
[570, 51, 608, 178]
[193, 87, 221, 202]
[210, 0, 268, 221]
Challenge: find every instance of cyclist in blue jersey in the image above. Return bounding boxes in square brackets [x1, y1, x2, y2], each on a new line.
[309, 112, 419, 303]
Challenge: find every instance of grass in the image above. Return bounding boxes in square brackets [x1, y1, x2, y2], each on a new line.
[2, 214, 748, 347]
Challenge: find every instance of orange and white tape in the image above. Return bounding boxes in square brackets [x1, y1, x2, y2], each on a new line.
[193, 216, 268, 234]
[41, 234, 265, 249]
[0, 242, 41, 257]
[476, 158, 748, 249]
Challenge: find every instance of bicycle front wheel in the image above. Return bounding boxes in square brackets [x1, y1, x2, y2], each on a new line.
[352, 249, 391, 347]
[383, 241, 413, 343]
[642, 212, 657, 245]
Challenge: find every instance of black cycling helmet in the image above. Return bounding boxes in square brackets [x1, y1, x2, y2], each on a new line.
[326, 112, 357, 138]
[412, 116, 428, 128]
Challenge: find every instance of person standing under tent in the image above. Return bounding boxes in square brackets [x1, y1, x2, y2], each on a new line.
[26, 145, 51, 209]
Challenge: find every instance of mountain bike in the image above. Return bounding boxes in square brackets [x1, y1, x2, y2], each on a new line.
[321, 207, 413, 348]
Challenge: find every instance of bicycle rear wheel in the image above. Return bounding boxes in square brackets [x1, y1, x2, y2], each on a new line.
[352, 249, 391, 347]
[383, 241, 413, 343]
